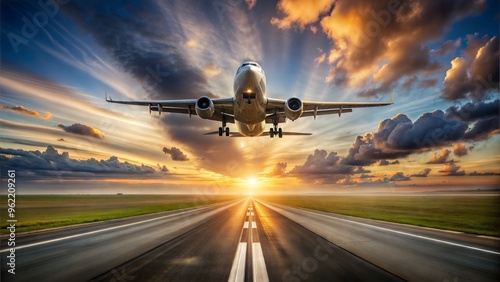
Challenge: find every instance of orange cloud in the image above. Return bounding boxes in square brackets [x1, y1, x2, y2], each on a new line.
[0, 104, 52, 119]
[272, 0, 485, 97]
[427, 149, 452, 164]
[453, 143, 468, 157]
[58, 123, 105, 139]
[271, 0, 335, 29]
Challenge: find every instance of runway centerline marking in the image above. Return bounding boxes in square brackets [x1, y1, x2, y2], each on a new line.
[228, 242, 247, 282]
[0, 203, 236, 253]
[261, 201, 500, 256]
[228, 200, 269, 282]
[252, 242, 269, 282]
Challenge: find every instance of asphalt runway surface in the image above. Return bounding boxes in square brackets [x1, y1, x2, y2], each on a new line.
[1, 198, 499, 281]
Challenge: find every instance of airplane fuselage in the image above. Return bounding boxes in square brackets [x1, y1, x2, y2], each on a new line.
[233, 62, 267, 137]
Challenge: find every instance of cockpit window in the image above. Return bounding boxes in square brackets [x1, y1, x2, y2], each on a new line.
[236, 62, 263, 74]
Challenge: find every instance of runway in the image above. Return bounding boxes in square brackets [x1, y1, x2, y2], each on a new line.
[1, 198, 499, 281]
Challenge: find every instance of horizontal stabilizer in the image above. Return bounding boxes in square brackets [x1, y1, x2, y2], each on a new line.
[203, 131, 311, 137]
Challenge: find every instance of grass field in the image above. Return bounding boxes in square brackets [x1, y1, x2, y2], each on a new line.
[258, 195, 500, 237]
[0, 194, 241, 234]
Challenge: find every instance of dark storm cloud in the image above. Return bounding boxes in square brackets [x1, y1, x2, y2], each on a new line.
[463, 116, 500, 141]
[0, 146, 157, 178]
[359, 173, 374, 179]
[268, 162, 287, 177]
[290, 149, 368, 175]
[342, 100, 499, 165]
[62, 1, 211, 100]
[58, 123, 105, 139]
[378, 159, 400, 166]
[469, 171, 499, 176]
[389, 172, 411, 182]
[445, 99, 499, 122]
[443, 36, 499, 101]
[163, 146, 189, 161]
[411, 168, 431, 177]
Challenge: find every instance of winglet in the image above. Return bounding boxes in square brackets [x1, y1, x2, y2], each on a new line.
[390, 90, 395, 104]
[105, 92, 112, 102]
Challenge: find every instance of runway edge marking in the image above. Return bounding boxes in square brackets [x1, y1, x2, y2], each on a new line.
[0, 201, 242, 253]
[259, 200, 500, 256]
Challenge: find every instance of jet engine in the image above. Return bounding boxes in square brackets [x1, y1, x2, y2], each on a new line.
[195, 96, 215, 119]
[284, 97, 303, 121]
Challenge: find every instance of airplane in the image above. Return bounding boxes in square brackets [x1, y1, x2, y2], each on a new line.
[106, 61, 393, 138]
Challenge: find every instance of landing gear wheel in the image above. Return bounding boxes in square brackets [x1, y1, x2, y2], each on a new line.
[278, 128, 283, 138]
[225, 127, 230, 136]
[270, 128, 274, 138]
[218, 127, 223, 136]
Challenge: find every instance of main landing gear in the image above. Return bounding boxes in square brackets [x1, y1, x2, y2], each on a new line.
[219, 115, 230, 136]
[269, 116, 283, 138]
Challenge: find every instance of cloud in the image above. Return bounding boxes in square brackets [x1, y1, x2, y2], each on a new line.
[389, 172, 411, 182]
[343, 100, 499, 165]
[445, 99, 499, 122]
[245, 0, 257, 10]
[359, 173, 374, 179]
[453, 143, 468, 157]
[427, 149, 452, 164]
[271, 0, 335, 29]
[0, 104, 51, 119]
[290, 149, 368, 176]
[378, 159, 400, 166]
[0, 146, 157, 178]
[268, 162, 287, 177]
[443, 36, 499, 101]
[432, 39, 461, 56]
[163, 146, 189, 161]
[411, 168, 431, 177]
[157, 164, 169, 172]
[314, 0, 484, 96]
[438, 162, 466, 176]
[58, 123, 105, 139]
[469, 171, 499, 176]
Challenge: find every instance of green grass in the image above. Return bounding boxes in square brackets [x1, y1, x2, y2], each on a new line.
[258, 195, 500, 237]
[0, 194, 241, 234]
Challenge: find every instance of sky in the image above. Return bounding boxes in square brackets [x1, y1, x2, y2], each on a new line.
[1, 0, 499, 194]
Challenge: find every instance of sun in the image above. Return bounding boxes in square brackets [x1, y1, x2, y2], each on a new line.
[247, 177, 258, 187]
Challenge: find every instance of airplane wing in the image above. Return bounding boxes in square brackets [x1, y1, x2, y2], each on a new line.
[265, 92, 394, 123]
[106, 95, 235, 123]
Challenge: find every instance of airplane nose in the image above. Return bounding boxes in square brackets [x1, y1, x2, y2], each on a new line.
[240, 67, 258, 82]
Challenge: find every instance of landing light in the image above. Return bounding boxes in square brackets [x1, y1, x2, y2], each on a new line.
[246, 89, 252, 93]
